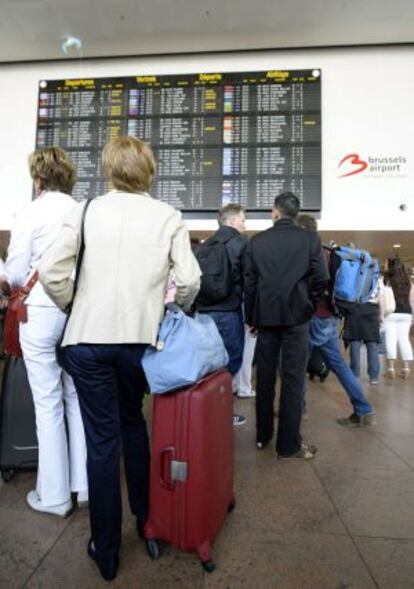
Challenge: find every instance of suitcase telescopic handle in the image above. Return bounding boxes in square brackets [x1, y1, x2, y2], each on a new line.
[160, 446, 175, 491]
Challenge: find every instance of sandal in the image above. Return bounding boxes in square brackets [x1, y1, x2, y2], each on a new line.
[384, 368, 396, 379]
[278, 443, 318, 460]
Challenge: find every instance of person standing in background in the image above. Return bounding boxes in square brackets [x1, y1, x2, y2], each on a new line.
[244, 193, 328, 459]
[38, 136, 201, 582]
[196, 204, 248, 425]
[342, 297, 381, 385]
[3, 147, 88, 516]
[297, 214, 376, 428]
[382, 257, 414, 378]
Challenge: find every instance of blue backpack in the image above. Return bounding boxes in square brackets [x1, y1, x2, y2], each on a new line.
[333, 246, 380, 305]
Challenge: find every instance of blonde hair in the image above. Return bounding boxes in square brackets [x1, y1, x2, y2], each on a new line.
[28, 147, 76, 194]
[102, 136, 156, 193]
[218, 204, 245, 226]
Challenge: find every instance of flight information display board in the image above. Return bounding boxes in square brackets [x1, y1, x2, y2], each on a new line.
[36, 69, 321, 212]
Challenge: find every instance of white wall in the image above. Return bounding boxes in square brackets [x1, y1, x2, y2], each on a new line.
[0, 46, 413, 231]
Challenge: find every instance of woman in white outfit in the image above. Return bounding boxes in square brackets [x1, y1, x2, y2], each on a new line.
[4, 147, 88, 516]
[381, 257, 414, 379]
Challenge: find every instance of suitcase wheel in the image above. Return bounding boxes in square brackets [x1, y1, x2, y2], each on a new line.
[1, 470, 13, 483]
[145, 538, 161, 560]
[201, 559, 216, 573]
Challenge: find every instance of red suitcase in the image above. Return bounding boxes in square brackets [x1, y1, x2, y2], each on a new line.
[144, 369, 235, 572]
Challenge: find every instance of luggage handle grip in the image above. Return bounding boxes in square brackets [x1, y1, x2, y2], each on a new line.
[160, 446, 175, 491]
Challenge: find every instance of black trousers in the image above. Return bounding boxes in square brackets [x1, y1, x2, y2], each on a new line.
[256, 322, 309, 455]
[65, 344, 150, 569]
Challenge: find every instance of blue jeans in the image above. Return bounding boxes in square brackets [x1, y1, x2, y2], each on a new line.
[205, 309, 244, 376]
[310, 317, 373, 416]
[349, 341, 380, 381]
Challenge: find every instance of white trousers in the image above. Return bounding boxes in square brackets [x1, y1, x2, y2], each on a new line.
[234, 326, 257, 395]
[20, 306, 88, 506]
[383, 313, 413, 361]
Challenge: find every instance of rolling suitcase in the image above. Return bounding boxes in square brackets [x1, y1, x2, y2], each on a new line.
[144, 369, 235, 572]
[0, 356, 38, 482]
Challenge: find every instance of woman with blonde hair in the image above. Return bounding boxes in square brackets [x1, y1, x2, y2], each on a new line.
[4, 147, 88, 516]
[38, 136, 201, 581]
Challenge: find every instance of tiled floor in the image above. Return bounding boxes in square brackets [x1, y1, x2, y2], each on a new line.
[1, 361, 414, 588]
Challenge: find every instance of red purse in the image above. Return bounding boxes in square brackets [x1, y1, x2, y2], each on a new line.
[3, 272, 39, 357]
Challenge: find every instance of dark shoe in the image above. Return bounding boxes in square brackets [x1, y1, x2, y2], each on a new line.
[360, 413, 376, 426]
[336, 412, 376, 427]
[256, 441, 269, 449]
[278, 443, 318, 460]
[233, 414, 246, 426]
[87, 538, 119, 582]
[336, 412, 361, 427]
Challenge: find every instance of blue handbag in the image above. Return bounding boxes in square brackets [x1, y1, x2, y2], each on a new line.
[142, 304, 229, 394]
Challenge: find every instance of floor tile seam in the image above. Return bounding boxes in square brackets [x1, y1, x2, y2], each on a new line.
[19, 515, 75, 589]
[310, 462, 380, 589]
[224, 523, 351, 537]
[314, 461, 414, 475]
[364, 428, 414, 473]
[352, 533, 414, 542]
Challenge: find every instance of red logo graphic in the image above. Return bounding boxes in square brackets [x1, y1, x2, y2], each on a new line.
[338, 153, 368, 177]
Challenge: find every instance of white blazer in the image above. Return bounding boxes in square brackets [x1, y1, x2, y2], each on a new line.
[38, 191, 201, 346]
[5, 191, 78, 306]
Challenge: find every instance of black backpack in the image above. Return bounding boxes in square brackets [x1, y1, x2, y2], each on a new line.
[196, 236, 233, 306]
[307, 348, 330, 382]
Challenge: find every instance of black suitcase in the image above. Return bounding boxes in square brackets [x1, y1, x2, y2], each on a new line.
[0, 356, 38, 482]
[307, 348, 330, 382]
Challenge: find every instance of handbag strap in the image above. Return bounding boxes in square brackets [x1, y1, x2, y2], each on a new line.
[71, 199, 92, 305]
[18, 270, 39, 301]
[58, 199, 93, 350]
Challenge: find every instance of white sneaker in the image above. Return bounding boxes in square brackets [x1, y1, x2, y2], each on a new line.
[237, 389, 256, 398]
[27, 490, 72, 517]
[77, 489, 89, 508]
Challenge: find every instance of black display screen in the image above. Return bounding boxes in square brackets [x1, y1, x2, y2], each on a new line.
[36, 69, 321, 212]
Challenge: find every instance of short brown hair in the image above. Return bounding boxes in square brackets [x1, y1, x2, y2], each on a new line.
[297, 213, 318, 232]
[102, 136, 156, 193]
[218, 204, 245, 226]
[29, 147, 76, 195]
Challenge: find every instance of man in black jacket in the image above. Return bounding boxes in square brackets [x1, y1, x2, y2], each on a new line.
[197, 204, 248, 426]
[244, 192, 328, 458]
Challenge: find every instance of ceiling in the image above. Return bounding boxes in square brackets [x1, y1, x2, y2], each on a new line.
[1, 0, 414, 63]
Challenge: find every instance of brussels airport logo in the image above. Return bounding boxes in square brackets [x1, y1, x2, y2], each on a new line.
[338, 153, 407, 178]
